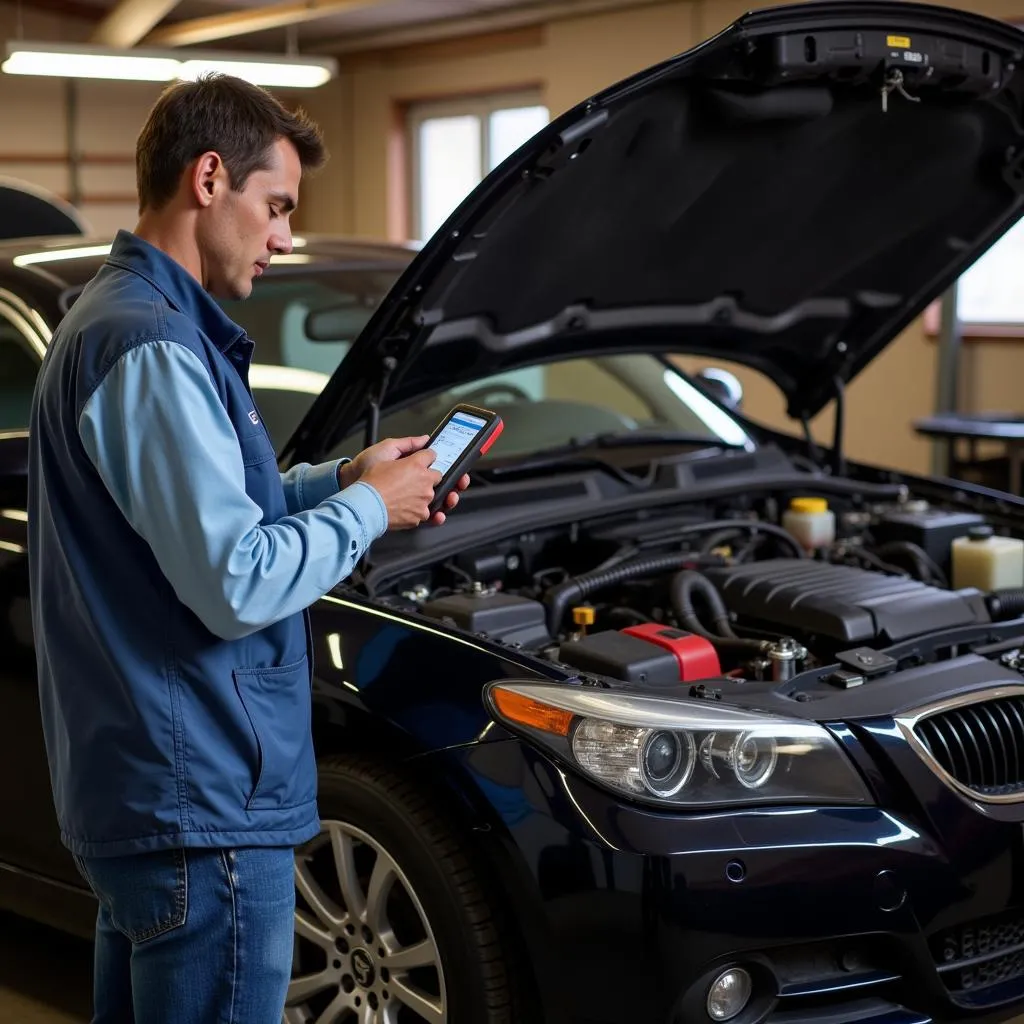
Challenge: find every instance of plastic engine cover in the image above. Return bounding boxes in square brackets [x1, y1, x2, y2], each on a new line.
[703, 559, 990, 645]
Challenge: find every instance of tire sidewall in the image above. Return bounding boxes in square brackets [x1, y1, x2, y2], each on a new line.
[312, 764, 502, 1024]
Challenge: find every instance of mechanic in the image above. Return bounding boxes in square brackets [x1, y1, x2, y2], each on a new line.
[27, 74, 468, 1024]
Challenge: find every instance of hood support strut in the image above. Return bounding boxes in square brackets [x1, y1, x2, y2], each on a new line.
[365, 355, 397, 449]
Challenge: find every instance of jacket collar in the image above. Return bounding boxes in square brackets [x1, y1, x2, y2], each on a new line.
[105, 230, 246, 352]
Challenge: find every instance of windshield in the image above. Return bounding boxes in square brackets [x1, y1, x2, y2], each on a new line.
[217, 269, 754, 458]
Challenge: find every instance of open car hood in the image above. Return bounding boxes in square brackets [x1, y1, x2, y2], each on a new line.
[287, 1, 1024, 463]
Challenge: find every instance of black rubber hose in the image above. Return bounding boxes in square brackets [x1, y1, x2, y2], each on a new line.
[606, 606, 650, 627]
[543, 520, 804, 633]
[987, 589, 1024, 620]
[669, 570, 771, 655]
[848, 546, 910, 578]
[544, 551, 700, 635]
[638, 519, 806, 560]
[874, 540, 948, 587]
[670, 569, 736, 637]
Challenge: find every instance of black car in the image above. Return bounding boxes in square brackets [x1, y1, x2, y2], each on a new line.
[7, 3, 1024, 1022]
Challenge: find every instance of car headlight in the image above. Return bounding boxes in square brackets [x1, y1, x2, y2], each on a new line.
[486, 682, 871, 808]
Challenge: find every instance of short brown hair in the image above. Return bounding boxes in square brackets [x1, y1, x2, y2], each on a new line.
[135, 73, 327, 212]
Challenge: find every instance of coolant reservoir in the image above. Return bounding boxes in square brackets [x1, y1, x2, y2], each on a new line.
[782, 497, 836, 552]
[951, 526, 1024, 591]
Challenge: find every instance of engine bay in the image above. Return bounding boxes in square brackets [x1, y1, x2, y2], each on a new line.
[366, 450, 1024, 700]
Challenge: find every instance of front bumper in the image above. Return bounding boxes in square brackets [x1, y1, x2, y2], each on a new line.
[452, 735, 1024, 1024]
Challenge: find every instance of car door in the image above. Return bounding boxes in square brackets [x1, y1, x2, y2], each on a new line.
[0, 299, 79, 884]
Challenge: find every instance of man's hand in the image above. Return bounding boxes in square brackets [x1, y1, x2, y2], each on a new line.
[340, 435, 471, 527]
[360, 449, 442, 530]
[338, 435, 430, 490]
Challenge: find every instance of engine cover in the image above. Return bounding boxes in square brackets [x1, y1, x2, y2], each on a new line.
[704, 559, 990, 645]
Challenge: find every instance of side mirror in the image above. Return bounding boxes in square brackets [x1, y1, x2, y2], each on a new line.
[695, 367, 744, 410]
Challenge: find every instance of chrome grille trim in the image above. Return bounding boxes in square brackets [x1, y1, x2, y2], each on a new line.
[895, 686, 1024, 804]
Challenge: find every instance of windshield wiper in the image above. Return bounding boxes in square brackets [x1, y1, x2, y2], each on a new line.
[510, 429, 743, 462]
[479, 452, 657, 488]
[586, 428, 745, 450]
[478, 431, 739, 487]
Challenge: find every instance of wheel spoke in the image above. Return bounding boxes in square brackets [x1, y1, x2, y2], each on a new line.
[364, 855, 397, 936]
[391, 978, 444, 1024]
[330, 824, 367, 921]
[381, 939, 437, 972]
[359, 1003, 376, 1024]
[296, 857, 346, 931]
[313, 990, 351, 1024]
[286, 968, 338, 1006]
[294, 909, 335, 951]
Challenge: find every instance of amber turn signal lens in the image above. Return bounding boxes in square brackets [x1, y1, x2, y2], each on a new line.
[492, 688, 574, 737]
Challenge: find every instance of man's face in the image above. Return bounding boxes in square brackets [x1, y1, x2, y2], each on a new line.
[199, 137, 300, 301]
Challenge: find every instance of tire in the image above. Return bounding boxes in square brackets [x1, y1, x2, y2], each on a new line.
[285, 754, 536, 1024]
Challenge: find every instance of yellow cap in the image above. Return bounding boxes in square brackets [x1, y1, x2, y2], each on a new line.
[790, 497, 828, 514]
[573, 606, 595, 627]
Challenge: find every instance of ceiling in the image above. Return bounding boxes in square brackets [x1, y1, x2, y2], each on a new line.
[17, 0, 617, 54]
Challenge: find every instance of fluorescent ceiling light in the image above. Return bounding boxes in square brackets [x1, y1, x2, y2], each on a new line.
[2, 41, 337, 88]
[178, 59, 331, 89]
[3, 49, 178, 81]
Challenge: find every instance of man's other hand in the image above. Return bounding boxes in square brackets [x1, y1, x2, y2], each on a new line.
[361, 449, 441, 530]
[338, 435, 430, 489]
[340, 436, 471, 527]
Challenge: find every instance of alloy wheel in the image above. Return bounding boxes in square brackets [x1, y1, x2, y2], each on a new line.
[285, 820, 447, 1024]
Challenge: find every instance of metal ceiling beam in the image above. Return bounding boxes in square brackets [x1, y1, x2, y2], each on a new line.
[309, 0, 672, 55]
[91, 0, 182, 47]
[143, 0, 383, 48]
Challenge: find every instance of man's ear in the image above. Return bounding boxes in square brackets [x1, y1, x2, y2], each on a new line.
[190, 151, 224, 209]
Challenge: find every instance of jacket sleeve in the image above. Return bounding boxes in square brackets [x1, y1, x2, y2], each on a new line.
[77, 339, 388, 641]
[279, 459, 349, 515]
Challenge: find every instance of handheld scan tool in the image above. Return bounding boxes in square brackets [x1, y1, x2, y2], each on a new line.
[424, 404, 503, 516]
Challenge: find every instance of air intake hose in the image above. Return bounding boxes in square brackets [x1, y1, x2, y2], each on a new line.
[669, 570, 771, 655]
[987, 589, 1024, 621]
[670, 569, 736, 637]
[544, 552, 698, 635]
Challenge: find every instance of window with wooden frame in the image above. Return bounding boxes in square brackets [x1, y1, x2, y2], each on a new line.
[924, 217, 1024, 338]
[959, 216, 1024, 328]
[407, 91, 548, 244]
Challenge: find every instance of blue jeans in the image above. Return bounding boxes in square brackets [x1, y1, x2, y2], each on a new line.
[73, 846, 295, 1024]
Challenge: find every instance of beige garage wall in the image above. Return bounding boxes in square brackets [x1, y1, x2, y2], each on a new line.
[0, 2, 162, 235]
[298, 0, 1024, 478]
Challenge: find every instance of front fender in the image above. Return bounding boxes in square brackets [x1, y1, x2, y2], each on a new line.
[308, 591, 564, 757]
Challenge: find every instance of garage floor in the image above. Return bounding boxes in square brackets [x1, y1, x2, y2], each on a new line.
[3, 907, 1024, 1024]
[0, 913, 92, 1023]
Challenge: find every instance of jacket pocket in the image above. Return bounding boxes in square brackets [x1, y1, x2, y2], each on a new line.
[232, 656, 316, 810]
[237, 426, 276, 468]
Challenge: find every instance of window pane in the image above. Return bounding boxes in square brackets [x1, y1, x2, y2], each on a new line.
[488, 105, 549, 170]
[330, 354, 752, 462]
[958, 219, 1024, 323]
[215, 268, 403, 450]
[417, 114, 481, 242]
